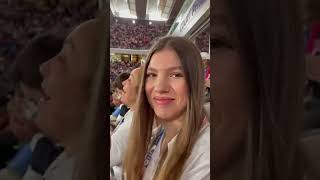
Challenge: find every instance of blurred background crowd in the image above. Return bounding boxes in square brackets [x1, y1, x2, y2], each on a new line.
[0, 0, 97, 74]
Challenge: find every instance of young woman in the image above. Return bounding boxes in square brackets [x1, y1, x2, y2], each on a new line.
[212, 0, 305, 180]
[113, 67, 142, 133]
[123, 36, 210, 180]
[35, 17, 107, 180]
[111, 67, 142, 180]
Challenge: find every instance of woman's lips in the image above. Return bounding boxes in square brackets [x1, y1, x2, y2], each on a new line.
[153, 97, 174, 106]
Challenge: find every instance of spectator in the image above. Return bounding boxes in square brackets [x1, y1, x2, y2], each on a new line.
[196, 28, 210, 52]
[110, 72, 130, 129]
[111, 68, 142, 180]
[123, 36, 209, 180]
[0, 33, 64, 179]
[34, 18, 106, 180]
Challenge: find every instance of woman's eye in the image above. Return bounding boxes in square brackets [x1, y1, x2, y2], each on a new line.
[170, 73, 184, 78]
[146, 73, 156, 78]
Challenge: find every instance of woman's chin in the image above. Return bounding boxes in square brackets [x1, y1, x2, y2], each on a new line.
[155, 112, 175, 122]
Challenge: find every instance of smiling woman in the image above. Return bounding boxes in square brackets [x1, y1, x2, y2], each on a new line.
[145, 49, 188, 122]
[123, 36, 210, 180]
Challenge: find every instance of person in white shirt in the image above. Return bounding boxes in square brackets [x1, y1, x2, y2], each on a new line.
[110, 68, 142, 180]
[110, 72, 130, 129]
[112, 68, 142, 135]
[122, 36, 210, 180]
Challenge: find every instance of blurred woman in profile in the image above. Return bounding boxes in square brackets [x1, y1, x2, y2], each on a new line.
[123, 36, 210, 180]
[0, 33, 64, 180]
[212, 0, 306, 180]
[110, 67, 142, 180]
[34, 17, 107, 180]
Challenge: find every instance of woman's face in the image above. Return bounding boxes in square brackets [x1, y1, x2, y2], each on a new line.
[121, 68, 141, 107]
[213, 0, 252, 123]
[213, 0, 252, 172]
[36, 20, 97, 144]
[145, 49, 188, 121]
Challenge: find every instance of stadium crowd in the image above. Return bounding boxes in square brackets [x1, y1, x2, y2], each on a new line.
[0, 0, 97, 64]
[110, 21, 170, 49]
[110, 21, 209, 51]
[110, 61, 139, 82]
[196, 28, 209, 53]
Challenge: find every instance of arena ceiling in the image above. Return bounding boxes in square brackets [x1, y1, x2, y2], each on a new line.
[110, 0, 185, 23]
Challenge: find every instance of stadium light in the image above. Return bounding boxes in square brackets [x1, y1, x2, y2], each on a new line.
[132, 20, 136, 24]
[149, 21, 152, 25]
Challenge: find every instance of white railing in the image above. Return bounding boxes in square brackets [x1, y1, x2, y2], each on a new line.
[110, 48, 149, 55]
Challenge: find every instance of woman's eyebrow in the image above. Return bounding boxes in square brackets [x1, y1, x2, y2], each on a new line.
[147, 66, 183, 71]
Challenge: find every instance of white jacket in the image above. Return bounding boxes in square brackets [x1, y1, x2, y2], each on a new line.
[143, 125, 210, 180]
[110, 110, 134, 167]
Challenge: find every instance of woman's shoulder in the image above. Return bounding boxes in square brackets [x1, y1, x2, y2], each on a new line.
[181, 126, 210, 180]
[193, 125, 210, 154]
[185, 125, 210, 165]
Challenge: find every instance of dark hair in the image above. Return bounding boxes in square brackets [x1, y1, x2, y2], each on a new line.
[113, 72, 130, 90]
[225, 0, 304, 179]
[9, 33, 64, 89]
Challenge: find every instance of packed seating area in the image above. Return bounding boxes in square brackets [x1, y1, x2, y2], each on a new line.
[110, 21, 170, 49]
[196, 28, 210, 53]
[0, 0, 97, 64]
[110, 61, 139, 82]
[110, 20, 209, 52]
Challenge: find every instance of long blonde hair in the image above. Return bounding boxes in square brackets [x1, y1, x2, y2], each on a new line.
[123, 36, 206, 180]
